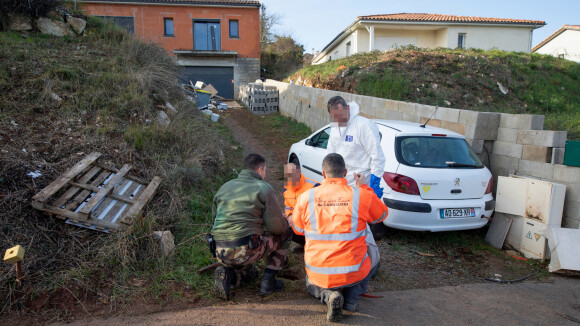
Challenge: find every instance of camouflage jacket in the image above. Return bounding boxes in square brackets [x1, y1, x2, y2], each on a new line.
[211, 169, 288, 241]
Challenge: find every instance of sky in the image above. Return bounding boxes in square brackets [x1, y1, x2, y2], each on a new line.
[259, 0, 580, 54]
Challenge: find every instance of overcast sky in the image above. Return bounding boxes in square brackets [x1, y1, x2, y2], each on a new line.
[259, 0, 579, 53]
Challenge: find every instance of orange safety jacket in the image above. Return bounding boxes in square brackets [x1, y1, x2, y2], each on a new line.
[291, 178, 388, 289]
[283, 174, 319, 220]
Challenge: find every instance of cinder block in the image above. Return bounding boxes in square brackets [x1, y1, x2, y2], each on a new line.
[415, 104, 435, 119]
[553, 164, 580, 183]
[472, 112, 500, 140]
[470, 139, 484, 154]
[563, 200, 580, 221]
[492, 141, 523, 158]
[388, 111, 405, 121]
[483, 140, 494, 154]
[499, 113, 544, 130]
[420, 117, 441, 127]
[497, 127, 519, 143]
[384, 100, 398, 112]
[517, 159, 554, 180]
[458, 110, 479, 125]
[522, 145, 552, 163]
[517, 130, 567, 147]
[551, 148, 565, 165]
[397, 101, 415, 114]
[491, 154, 520, 171]
[433, 107, 460, 123]
[441, 120, 466, 135]
[562, 217, 580, 229]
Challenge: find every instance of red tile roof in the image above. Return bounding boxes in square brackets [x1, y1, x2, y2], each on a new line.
[532, 25, 580, 52]
[358, 13, 545, 25]
[81, 0, 260, 6]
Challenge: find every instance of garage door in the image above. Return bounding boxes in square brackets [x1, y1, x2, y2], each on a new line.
[180, 66, 234, 99]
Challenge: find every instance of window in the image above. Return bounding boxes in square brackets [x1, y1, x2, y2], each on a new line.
[396, 136, 483, 169]
[334, 50, 339, 59]
[346, 41, 351, 56]
[194, 20, 221, 50]
[229, 20, 239, 38]
[164, 18, 174, 37]
[458, 33, 466, 49]
[307, 128, 330, 149]
[96, 16, 134, 34]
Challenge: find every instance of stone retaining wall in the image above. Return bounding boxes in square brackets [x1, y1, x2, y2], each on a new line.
[259, 80, 580, 229]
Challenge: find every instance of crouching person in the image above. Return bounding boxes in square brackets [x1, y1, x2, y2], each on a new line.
[210, 153, 291, 300]
[291, 153, 388, 322]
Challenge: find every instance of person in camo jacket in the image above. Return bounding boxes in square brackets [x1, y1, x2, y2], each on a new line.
[210, 153, 291, 300]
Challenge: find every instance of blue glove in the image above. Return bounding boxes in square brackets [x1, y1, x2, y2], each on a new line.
[370, 174, 383, 199]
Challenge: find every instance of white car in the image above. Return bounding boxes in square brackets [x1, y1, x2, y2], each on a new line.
[287, 120, 495, 232]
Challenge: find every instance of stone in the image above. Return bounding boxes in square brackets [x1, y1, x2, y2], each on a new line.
[36, 17, 74, 37]
[66, 16, 87, 35]
[522, 145, 552, 163]
[9, 15, 33, 31]
[517, 130, 567, 147]
[164, 101, 178, 114]
[156, 110, 171, 127]
[153, 231, 175, 256]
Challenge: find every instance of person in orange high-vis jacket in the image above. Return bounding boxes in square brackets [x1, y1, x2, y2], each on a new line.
[283, 163, 319, 251]
[291, 153, 387, 322]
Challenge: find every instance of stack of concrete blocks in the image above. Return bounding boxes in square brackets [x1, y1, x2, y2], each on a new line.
[263, 79, 580, 229]
[238, 83, 278, 115]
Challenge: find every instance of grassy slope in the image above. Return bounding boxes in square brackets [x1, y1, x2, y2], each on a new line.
[0, 19, 241, 314]
[290, 48, 580, 140]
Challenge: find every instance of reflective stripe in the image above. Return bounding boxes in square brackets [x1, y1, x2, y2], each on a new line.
[305, 229, 365, 241]
[306, 253, 369, 275]
[351, 187, 360, 233]
[308, 189, 317, 232]
[370, 210, 387, 224]
[304, 178, 318, 186]
[285, 206, 293, 211]
[291, 218, 304, 233]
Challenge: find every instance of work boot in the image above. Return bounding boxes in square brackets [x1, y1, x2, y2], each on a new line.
[326, 291, 344, 322]
[259, 268, 284, 296]
[214, 265, 235, 300]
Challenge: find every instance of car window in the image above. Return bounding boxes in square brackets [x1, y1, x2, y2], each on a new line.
[396, 136, 483, 168]
[310, 128, 330, 149]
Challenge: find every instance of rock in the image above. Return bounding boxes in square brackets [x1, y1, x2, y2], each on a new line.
[50, 93, 62, 102]
[156, 110, 170, 127]
[164, 101, 178, 114]
[9, 15, 33, 31]
[153, 231, 175, 257]
[66, 16, 86, 35]
[36, 17, 74, 37]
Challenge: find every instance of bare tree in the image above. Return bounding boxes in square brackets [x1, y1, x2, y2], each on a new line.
[260, 4, 281, 46]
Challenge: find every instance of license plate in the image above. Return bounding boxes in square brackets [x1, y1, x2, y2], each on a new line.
[440, 208, 476, 218]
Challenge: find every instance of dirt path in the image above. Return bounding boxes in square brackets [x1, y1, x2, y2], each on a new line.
[51, 277, 580, 325]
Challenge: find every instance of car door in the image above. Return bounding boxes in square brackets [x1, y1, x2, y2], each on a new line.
[298, 127, 330, 182]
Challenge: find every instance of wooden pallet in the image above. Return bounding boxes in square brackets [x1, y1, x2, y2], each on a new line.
[32, 152, 161, 233]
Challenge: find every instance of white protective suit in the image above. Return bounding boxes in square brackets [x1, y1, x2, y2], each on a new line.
[327, 101, 386, 187]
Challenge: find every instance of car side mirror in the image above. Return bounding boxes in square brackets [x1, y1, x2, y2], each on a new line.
[305, 139, 313, 146]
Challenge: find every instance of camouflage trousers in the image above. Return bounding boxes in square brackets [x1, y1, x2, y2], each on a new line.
[215, 231, 291, 271]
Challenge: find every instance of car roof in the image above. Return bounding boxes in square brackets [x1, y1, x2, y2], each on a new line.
[372, 119, 465, 138]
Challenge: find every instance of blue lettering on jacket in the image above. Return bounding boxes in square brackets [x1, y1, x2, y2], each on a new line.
[345, 135, 354, 142]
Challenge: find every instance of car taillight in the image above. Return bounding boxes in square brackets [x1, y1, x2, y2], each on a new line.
[485, 176, 493, 194]
[383, 172, 420, 195]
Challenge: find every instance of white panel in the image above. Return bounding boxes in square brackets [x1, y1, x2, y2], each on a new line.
[525, 180, 552, 224]
[496, 176, 527, 215]
[545, 227, 580, 272]
[520, 218, 548, 259]
[548, 183, 566, 227]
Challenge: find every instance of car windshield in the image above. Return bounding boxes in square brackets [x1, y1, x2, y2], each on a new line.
[396, 136, 483, 168]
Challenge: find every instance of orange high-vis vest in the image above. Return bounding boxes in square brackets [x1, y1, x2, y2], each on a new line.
[283, 174, 319, 220]
[291, 178, 388, 289]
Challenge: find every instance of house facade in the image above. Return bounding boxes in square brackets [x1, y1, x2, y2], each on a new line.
[313, 13, 545, 65]
[533, 25, 580, 63]
[80, 0, 261, 99]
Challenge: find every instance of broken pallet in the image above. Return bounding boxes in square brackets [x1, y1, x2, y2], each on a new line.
[32, 152, 161, 233]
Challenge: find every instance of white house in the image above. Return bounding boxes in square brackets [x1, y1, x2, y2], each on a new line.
[533, 25, 580, 63]
[313, 13, 545, 64]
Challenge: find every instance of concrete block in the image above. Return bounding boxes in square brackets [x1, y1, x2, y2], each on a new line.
[470, 139, 484, 154]
[517, 130, 567, 147]
[458, 110, 479, 125]
[420, 117, 441, 127]
[472, 112, 500, 140]
[497, 127, 519, 143]
[517, 159, 554, 180]
[441, 120, 466, 135]
[492, 141, 523, 158]
[388, 111, 405, 121]
[483, 140, 493, 154]
[563, 200, 580, 221]
[522, 145, 552, 163]
[551, 148, 565, 165]
[397, 101, 415, 114]
[415, 104, 436, 119]
[384, 100, 398, 112]
[499, 113, 545, 130]
[553, 164, 580, 183]
[562, 217, 580, 229]
[433, 107, 460, 123]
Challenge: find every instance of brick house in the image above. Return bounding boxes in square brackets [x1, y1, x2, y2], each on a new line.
[79, 0, 261, 99]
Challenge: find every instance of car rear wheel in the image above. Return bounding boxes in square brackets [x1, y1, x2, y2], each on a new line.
[290, 156, 300, 169]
